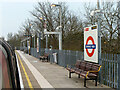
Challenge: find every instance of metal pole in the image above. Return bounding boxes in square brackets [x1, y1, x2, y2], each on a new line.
[118, 55, 120, 90]
[97, 0, 101, 63]
[27, 40, 29, 54]
[34, 35, 35, 57]
[117, 2, 120, 90]
[39, 33, 41, 56]
[59, 6, 62, 50]
[118, 1, 120, 54]
[44, 17, 48, 52]
[97, 0, 101, 84]
[59, 32, 62, 50]
[46, 35, 48, 53]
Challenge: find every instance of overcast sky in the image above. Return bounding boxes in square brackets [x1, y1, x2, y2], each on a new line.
[0, 0, 118, 40]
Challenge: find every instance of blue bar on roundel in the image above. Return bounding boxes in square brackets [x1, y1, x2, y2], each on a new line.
[85, 44, 96, 49]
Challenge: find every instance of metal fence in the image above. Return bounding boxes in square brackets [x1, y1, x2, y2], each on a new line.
[101, 54, 119, 89]
[29, 48, 119, 89]
[20, 47, 27, 51]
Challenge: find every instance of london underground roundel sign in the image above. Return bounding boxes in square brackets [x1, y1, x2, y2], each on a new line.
[85, 36, 96, 57]
[84, 25, 98, 63]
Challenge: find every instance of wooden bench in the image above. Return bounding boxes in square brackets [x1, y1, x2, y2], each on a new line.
[66, 60, 102, 87]
[39, 53, 49, 62]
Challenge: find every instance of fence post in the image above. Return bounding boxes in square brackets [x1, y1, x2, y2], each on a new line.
[118, 54, 120, 90]
[39, 33, 41, 56]
[49, 49, 52, 64]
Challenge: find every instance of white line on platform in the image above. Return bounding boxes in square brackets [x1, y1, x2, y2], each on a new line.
[15, 52, 24, 89]
[17, 50, 54, 89]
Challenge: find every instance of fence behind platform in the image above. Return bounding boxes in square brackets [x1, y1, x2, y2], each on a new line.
[28, 48, 119, 89]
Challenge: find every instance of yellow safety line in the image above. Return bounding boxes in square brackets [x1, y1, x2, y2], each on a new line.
[16, 51, 33, 89]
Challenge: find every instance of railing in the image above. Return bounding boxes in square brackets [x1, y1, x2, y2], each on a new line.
[101, 54, 119, 89]
[29, 48, 119, 89]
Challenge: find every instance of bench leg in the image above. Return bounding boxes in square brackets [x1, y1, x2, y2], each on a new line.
[43, 58, 45, 62]
[44, 57, 46, 61]
[39, 58, 41, 60]
[84, 77, 86, 87]
[78, 74, 80, 78]
[69, 72, 71, 78]
[95, 77, 97, 86]
[41, 58, 43, 61]
[46, 58, 48, 62]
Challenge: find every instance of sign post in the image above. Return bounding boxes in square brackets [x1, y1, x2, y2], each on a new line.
[27, 40, 30, 54]
[84, 25, 98, 63]
[39, 33, 41, 56]
[37, 38, 39, 53]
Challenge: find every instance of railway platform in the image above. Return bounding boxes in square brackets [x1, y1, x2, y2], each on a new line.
[16, 50, 113, 89]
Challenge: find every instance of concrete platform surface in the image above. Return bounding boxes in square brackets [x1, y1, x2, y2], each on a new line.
[17, 50, 112, 89]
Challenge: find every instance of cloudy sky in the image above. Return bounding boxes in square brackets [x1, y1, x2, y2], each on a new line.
[0, 0, 118, 40]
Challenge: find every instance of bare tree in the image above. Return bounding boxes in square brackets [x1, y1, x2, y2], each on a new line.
[20, 19, 33, 35]
[83, 2, 119, 53]
[30, 2, 83, 49]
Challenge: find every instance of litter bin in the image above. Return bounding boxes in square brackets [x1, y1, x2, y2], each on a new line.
[53, 53, 58, 64]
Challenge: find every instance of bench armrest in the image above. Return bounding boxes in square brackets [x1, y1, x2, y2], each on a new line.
[86, 66, 102, 78]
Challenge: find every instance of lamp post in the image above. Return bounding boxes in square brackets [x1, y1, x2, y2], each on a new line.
[28, 24, 32, 55]
[40, 17, 48, 52]
[97, 0, 101, 65]
[51, 4, 62, 50]
[118, 1, 120, 54]
[32, 33, 35, 57]
[97, 0, 102, 84]
[117, 1, 120, 90]
[90, 0, 101, 83]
